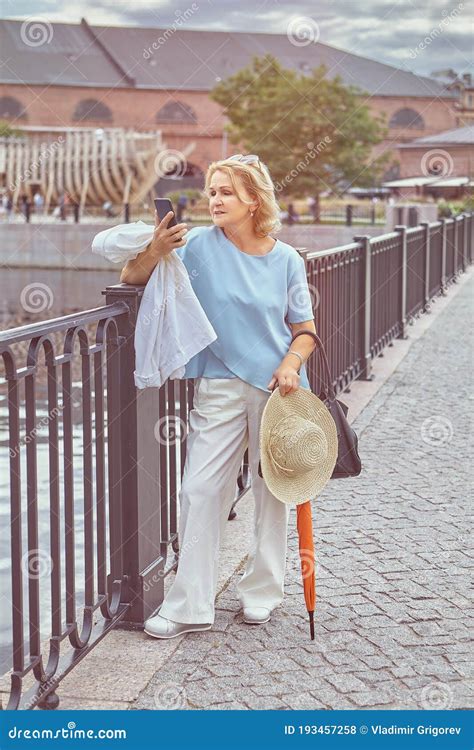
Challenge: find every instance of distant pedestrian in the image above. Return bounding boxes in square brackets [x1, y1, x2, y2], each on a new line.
[287, 202, 298, 226]
[102, 200, 116, 218]
[59, 192, 71, 221]
[176, 193, 188, 223]
[5, 192, 14, 222]
[310, 195, 319, 222]
[33, 191, 45, 216]
[20, 193, 28, 218]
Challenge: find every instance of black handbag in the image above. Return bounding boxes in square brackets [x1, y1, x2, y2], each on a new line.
[257, 329, 361, 480]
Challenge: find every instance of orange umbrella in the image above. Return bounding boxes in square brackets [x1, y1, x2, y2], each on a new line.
[261, 382, 317, 639]
[296, 500, 316, 640]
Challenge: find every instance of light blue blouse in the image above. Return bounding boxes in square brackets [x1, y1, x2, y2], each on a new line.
[174, 225, 315, 393]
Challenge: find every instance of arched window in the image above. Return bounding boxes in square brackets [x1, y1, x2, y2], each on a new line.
[73, 99, 113, 122]
[0, 96, 27, 119]
[389, 108, 425, 129]
[156, 101, 197, 124]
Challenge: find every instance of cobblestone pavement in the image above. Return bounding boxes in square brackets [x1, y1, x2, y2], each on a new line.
[134, 274, 473, 711]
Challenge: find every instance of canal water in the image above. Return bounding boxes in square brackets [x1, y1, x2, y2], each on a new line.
[0, 268, 120, 320]
[0, 268, 124, 680]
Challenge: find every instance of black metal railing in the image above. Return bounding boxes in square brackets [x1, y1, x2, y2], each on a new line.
[300, 213, 472, 393]
[0, 303, 131, 709]
[0, 212, 471, 710]
[0, 291, 252, 710]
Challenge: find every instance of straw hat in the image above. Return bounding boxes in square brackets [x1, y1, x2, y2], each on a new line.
[259, 387, 338, 505]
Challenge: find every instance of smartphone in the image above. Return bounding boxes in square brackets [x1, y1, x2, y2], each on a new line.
[154, 198, 177, 227]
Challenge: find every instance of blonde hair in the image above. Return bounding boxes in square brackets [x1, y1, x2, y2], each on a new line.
[204, 157, 282, 237]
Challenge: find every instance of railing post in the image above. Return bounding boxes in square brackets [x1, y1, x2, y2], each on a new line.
[452, 216, 459, 280]
[421, 221, 431, 312]
[353, 234, 372, 380]
[470, 212, 474, 265]
[102, 282, 166, 626]
[295, 246, 308, 272]
[461, 213, 467, 273]
[440, 218, 448, 295]
[395, 225, 408, 339]
[346, 204, 353, 226]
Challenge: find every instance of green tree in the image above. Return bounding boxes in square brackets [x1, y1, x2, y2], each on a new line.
[0, 120, 23, 137]
[210, 54, 390, 197]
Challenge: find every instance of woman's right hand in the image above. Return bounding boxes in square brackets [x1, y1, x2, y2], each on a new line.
[150, 210, 188, 258]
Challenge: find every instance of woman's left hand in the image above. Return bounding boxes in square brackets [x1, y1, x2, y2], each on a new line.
[267, 366, 300, 396]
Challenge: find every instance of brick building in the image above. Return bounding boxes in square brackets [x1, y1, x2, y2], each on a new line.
[383, 125, 474, 200]
[0, 17, 471, 195]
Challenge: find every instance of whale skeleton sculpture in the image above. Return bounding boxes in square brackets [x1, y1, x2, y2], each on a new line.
[0, 126, 196, 211]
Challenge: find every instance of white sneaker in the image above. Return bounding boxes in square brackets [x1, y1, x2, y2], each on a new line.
[243, 606, 271, 624]
[144, 614, 212, 639]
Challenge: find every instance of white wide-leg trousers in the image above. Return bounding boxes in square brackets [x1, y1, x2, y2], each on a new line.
[158, 376, 291, 624]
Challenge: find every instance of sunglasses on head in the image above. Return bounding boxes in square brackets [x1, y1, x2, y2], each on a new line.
[228, 153, 262, 169]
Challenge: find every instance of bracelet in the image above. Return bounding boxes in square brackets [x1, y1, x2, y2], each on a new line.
[287, 350, 304, 370]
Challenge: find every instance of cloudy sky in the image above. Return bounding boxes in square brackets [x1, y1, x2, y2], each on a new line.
[5, 0, 473, 78]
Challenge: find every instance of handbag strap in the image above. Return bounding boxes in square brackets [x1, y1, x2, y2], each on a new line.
[290, 329, 335, 400]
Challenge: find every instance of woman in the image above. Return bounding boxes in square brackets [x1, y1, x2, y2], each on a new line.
[120, 154, 317, 638]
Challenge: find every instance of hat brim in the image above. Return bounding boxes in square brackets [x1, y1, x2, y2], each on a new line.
[259, 387, 338, 504]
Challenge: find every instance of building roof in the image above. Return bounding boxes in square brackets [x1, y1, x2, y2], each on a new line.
[398, 125, 474, 147]
[0, 18, 126, 89]
[383, 176, 471, 187]
[0, 17, 458, 98]
[383, 176, 441, 187]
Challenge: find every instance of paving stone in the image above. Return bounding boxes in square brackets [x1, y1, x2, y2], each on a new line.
[252, 653, 300, 672]
[359, 655, 395, 669]
[131, 276, 473, 712]
[281, 693, 327, 709]
[349, 689, 395, 707]
[244, 694, 289, 710]
[212, 702, 248, 710]
[324, 673, 369, 693]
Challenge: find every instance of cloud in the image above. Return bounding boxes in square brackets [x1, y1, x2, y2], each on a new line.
[4, 0, 472, 77]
